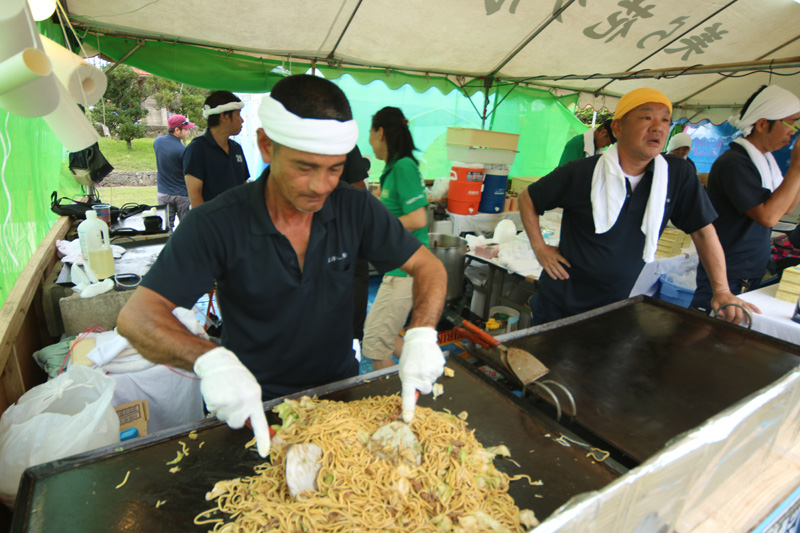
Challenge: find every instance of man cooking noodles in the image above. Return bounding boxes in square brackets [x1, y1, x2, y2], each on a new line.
[519, 87, 757, 325]
[117, 75, 447, 458]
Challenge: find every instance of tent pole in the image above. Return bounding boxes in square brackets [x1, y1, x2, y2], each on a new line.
[481, 77, 493, 130]
[105, 40, 144, 74]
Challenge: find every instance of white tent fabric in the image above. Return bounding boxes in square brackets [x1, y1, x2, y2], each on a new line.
[66, 0, 800, 123]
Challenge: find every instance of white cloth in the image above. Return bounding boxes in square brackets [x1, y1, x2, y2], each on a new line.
[257, 94, 358, 155]
[590, 143, 668, 263]
[729, 85, 800, 136]
[194, 347, 271, 457]
[398, 327, 445, 423]
[583, 128, 596, 157]
[733, 137, 784, 192]
[667, 132, 692, 153]
[201, 101, 244, 118]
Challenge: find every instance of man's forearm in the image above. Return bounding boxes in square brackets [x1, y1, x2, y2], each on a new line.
[691, 224, 730, 294]
[117, 287, 217, 371]
[519, 189, 546, 251]
[404, 249, 447, 329]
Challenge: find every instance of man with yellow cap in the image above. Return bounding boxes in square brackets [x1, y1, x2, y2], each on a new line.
[520, 87, 756, 325]
[691, 85, 800, 313]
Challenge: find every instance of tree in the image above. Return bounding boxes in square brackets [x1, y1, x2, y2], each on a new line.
[574, 106, 614, 126]
[145, 77, 208, 130]
[89, 64, 147, 149]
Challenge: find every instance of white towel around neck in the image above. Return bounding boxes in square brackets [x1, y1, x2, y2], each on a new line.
[590, 143, 669, 263]
[732, 137, 783, 192]
[583, 128, 596, 157]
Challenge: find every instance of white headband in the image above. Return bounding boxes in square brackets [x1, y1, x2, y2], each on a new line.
[729, 85, 800, 136]
[202, 101, 244, 118]
[667, 132, 692, 153]
[258, 94, 358, 155]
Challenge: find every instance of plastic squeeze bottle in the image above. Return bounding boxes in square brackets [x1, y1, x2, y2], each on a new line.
[77, 210, 115, 280]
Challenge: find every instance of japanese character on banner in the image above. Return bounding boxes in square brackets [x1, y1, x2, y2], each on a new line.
[485, 0, 521, 16]
[637, 16, 689, 49]
[582, 0, 656, 43]
[664, 23, 728, 60]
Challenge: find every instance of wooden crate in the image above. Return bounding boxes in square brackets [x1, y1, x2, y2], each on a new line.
[776, 265, 800, 303]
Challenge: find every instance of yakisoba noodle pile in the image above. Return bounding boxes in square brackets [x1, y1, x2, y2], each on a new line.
[195, 395, 538, 532]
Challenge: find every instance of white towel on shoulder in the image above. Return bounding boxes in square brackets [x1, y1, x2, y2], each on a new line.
[583, 128, 595, 157]
[732, 137, 783, 192]
[590, 143, 668, 263]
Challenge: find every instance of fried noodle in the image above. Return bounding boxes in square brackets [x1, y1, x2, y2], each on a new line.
[194, 395, 536, 532]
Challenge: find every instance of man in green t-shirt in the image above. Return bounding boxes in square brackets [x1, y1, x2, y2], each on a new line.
[559, 119, 615, 166]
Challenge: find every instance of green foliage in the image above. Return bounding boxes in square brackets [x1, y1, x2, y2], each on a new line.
[89, 64, 148, 148]
[574, 106, 614, 126]
[145, 77, 208, 129]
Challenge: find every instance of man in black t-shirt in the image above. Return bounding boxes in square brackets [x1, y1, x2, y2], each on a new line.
[691, 85, 800, 313]
[519, 87, 756, 325]
[118, 76, 447, 458]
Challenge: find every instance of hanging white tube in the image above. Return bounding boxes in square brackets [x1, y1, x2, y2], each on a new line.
[0, 0, 58, 117]
[43, 79, 100, 152]
[0, 48, 51, 95]
[40, 35, 107, 107]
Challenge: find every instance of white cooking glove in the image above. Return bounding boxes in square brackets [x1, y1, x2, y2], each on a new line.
[399, 327, 445, 423]
[194, 347, 271, 457]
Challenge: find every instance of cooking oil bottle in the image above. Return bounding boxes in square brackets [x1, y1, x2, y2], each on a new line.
[77, 210, 115, 280]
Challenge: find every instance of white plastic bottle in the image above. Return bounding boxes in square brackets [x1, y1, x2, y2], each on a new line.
[77, 210, 115, 280]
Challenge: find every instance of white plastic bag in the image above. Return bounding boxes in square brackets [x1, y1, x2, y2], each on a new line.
[0, 365, 119, 508]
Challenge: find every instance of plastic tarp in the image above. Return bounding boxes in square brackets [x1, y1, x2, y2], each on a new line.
[66, 0, 800, 124]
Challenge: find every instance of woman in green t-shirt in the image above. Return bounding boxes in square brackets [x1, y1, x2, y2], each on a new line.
[362, 107, 430, 370]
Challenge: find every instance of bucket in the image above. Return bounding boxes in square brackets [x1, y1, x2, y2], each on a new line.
[479, 164, 509, 213]
[429, 233, 467, 302]
[487, 305, 520, 335]
[447, 179, 482, 215]
[657, 275, 695, 308]
[449, 162, 484, 182]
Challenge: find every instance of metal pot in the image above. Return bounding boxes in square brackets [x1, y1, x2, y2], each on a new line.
[428, 233, 467, 302]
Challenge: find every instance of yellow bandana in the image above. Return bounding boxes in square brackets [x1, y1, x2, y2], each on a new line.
[614, 88, 673, 120]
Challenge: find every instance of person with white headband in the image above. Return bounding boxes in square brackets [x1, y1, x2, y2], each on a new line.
[183, 90, 249, 208]
[118, 75, 447, 458]
[691, 84, 800, 314]
[559, 118, 616, 166]
[519, 87, 755, 325]
[666, 132, 697, 174]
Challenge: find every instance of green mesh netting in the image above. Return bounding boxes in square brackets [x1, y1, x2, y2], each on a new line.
[0, 110, 80, 309]
[334, 76, 585, 181]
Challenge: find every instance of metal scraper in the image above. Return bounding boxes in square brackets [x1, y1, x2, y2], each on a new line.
[449, 312, 549, 385]
[505, 347, 549, 384]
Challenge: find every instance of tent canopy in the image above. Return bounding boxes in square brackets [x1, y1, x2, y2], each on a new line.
[66, 0, 800, 123]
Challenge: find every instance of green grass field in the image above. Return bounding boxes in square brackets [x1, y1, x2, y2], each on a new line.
[94, 185, 159, 208]
[97, 137, 157, 172]
[93, 137, 159, 207]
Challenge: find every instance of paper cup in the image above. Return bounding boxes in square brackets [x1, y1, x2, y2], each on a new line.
[92, 204, 110, 224]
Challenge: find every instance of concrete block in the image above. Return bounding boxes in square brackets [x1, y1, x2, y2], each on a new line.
[59, 289, 135, 336]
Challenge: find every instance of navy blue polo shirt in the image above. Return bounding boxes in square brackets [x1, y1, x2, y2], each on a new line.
[706, 143, 774, 278]
[182, 129, 249, 202]
[153, 134, 188, 196]
[527, 154, 716, 318]
[141, 169, 421, 400]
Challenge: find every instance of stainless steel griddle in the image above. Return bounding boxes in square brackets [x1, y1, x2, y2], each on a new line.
[485, 297, 800, 464]
[13, 356, 622, 532]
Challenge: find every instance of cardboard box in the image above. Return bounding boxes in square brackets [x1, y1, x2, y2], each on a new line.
[509, 176, 539, 194]
[446, 145, 517, 165]
[446, 128, 520, 151]
[115, 400, 150, 437]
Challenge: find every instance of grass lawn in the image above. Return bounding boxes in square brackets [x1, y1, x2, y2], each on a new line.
[95, 186, 159, 208]
[97, 137, 157, 172]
